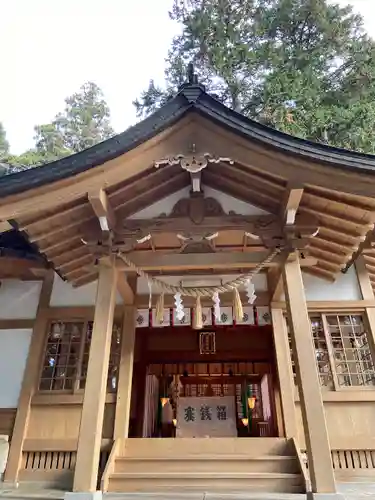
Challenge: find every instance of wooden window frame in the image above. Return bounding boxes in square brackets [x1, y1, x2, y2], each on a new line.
[38, 317, 122, 395]
[287, 311, 375, 392]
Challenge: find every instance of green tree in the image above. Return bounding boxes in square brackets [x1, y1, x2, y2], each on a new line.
[6, 81, 114, 170]
[0, 122, 9, 159]
[55, 81, 114, 153]
[135, 0, 375, 153]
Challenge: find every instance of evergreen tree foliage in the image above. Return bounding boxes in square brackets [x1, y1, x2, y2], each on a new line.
[0, 122, 9, 159]
[134, 0, 375, 153]
[6, 82, 114, 169]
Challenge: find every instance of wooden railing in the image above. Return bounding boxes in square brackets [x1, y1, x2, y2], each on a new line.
[101, 438, 121, 492]
[291, 438, 309, 491]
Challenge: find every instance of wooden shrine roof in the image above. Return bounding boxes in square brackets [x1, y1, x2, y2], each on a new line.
[1, 77, 375, 288]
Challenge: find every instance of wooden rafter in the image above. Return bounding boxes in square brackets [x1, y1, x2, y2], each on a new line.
[19, 199, 89, 232]
[281, 185, 304, 225]
[88, 188, 116, 232]
[0, 221, 12, 233]
[203, 171, 278, 214]
[115, 172, 189, 219]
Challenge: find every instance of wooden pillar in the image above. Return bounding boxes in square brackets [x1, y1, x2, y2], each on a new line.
[355, 256, 375, 358]
[4, 270, 54, 484]
[73, 260, 117, 493]
[283, 255, 336, 494]
[271, 308, 297, 439]
[113, 305, 136, 439]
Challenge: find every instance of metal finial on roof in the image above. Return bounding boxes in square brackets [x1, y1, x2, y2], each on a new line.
[187, 62, 198, 84]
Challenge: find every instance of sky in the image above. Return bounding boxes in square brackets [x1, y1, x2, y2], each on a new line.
[1, 0, 375, 154]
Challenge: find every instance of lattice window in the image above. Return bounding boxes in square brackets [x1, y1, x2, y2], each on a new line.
[287, 313, 375, 390]
[39, 320, 122, 392]
[326, 314, 375, 387]
[311, 315, 334, 389]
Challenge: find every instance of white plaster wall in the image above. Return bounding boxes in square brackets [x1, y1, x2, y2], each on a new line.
[128, 187, 190, 218]
[204, 186, 269, 215]
[0, 280, 42, 319]
[280, 266, 361, 301]
[50, 274, 122, 307]
[302, 266, 361, 301]
[0, 329, 32, 408]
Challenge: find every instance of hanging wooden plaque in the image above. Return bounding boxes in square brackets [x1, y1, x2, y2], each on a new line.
[199, 331, 216, 355]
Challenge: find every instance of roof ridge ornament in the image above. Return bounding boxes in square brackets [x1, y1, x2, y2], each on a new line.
[177, 62, 206, 101]
[187, 62, 198, 84]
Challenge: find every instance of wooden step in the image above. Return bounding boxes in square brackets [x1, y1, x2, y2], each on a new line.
[114, 455, 300, 474]
[122, 438, 291, 457]
[107, 472, 305, 493]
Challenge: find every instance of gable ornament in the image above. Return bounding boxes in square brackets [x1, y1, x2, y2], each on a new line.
[154, 144, 234, 173]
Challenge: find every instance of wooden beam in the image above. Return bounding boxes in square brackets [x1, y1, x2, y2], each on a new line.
[0, 257, 48, 279]
[0, 319, 35, 329]
[281, 186, 304, 225]
[88, 188, 116, 231]
[3, 270, 54, 484]
[268, 267, 284, 302]
[271, 299, 375, 311]
[116, 214, 272, 239]
[116, 251, 317, 272]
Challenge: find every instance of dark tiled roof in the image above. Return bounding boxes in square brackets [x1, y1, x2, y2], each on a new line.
[0, 228, 43, 261]
[1, 81, 375, 198]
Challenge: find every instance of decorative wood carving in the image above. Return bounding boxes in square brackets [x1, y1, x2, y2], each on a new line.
[169, 193, 226, 224]
[154, 144, 234, 173]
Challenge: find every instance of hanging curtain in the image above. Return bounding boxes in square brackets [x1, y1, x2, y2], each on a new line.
[260, 374, 272, 436]
[142, 374, 159, 437]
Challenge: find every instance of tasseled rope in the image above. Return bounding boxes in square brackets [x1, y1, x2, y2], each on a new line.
[116, 248, 282, 298]
[194, 296, 203, 329]
[233, 287, 244, 322]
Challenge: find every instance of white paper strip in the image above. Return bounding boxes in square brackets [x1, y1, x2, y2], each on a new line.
[202, 307, 212, 326]
[135, 309, 149, 328]
[152, 308, 171, 327]
[257, 306, 272, 325]
[235, 305, 255, 325]
[173, 307, 191, 326]
[215, 306, 233, 325]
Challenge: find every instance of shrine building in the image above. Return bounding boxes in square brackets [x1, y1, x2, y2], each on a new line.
[2, 71, 375, 500]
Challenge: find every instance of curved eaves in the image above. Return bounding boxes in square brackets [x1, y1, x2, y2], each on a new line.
[0, 95, 192, 198]
[195, 92, 375, 174]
